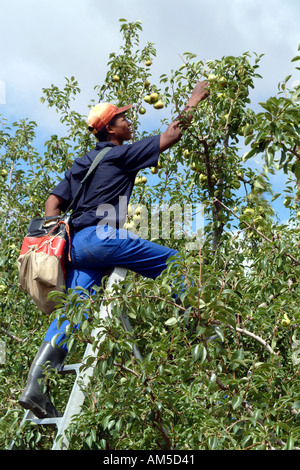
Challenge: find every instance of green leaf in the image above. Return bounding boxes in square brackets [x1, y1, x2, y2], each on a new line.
[91, 429, 97, 442]
[100, 439, 107, 449]
[214, 326, 225, 342]
[245, 135, 254, 146]
[192, 343, 207, 363]
[200, 343, 207, 363]
[192, 344, 201, 361]
[208, 436, 218, 450]
[271, 193, 281, 202]
[232, 395, 243, 410]
[127, 312, 137, 319]
[291, 160, 300, 179]
[286, 436, 295, 450]
[292, 401, 300, 410]
[164, 316, 178, 326]
[242, 147, 258, 162]
[291, 55, 300, 62]
[243, 124, 254, 136]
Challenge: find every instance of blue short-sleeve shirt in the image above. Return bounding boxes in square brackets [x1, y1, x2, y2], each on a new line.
[51, 135, 160, 231]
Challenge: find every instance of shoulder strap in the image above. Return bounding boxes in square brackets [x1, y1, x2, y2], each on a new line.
[80, 146, 111, 185]
[65, 146, 111, 213]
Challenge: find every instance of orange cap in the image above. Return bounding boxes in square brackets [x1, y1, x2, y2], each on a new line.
[87, 103, 132, 133]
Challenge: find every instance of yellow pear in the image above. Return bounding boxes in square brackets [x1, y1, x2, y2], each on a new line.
[208, 74, 217, 82]
[150, 93, 159, 103]
[151, 166, 159, 174]
[153, 100, 164, 109]
[281, 314, 291, 327]
[218, 76, 227, 87]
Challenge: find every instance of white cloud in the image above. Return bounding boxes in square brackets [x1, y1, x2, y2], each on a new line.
[0, 0, 299, 131]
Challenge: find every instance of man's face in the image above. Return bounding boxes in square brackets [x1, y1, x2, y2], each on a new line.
[110, 113, 132, 142]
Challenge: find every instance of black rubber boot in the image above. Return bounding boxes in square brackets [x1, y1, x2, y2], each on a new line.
[19, 341, 67, 419]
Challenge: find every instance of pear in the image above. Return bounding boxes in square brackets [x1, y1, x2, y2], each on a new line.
[153, 100, 164, 109]
[134, 205, 143, 215]
[133, 214, 141, 223]
[190, 162, 200, 172]
[281, 314, 291, 327]
[150, 93, 159, 103]
[127, 204, 134, 217]
[208, 74, 217, 82]
[218, 76, 227, 87]
[233, 180, 241, 189]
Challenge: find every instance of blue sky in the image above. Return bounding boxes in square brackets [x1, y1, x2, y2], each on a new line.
[0, 0, 299, 222]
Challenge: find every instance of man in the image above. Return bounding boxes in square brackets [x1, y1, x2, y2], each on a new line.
[19, 81, 209, 418]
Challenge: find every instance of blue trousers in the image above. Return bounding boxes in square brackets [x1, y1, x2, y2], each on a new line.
[44, 225, 178, 351]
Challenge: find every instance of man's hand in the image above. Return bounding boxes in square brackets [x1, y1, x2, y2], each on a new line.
[159, 80, 209, 153]
[189, 81, 210, 105]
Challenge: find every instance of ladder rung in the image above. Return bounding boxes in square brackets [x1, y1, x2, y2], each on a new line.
[25, 416, 62, 428]
[59, 363, 81, 375]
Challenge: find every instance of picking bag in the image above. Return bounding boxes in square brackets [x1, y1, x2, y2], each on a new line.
[17, 146, 112, 315]
[18, 215, 72, 315]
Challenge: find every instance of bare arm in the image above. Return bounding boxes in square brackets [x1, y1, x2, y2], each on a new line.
[159, 81, 209, 153]
[45, 194, 65, 216]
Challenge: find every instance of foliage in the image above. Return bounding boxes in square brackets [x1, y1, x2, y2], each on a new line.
[0, 20, 299, 450]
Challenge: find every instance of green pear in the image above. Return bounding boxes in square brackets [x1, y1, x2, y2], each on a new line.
[153, 100, 164, 109]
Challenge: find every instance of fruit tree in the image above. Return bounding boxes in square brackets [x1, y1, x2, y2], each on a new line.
[0, 19, 299, 450]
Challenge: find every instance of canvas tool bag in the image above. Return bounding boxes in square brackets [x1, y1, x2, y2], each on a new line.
[17, 147, 111, 315]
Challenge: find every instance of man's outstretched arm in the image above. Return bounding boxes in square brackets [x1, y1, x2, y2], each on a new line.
[159, 81, 209, 153]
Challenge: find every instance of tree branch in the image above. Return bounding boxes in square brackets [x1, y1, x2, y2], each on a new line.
[0, 326, 24, 344]
[228, 325, 276, 355]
